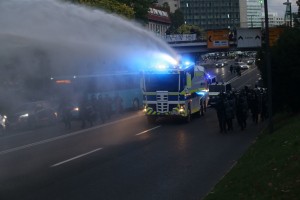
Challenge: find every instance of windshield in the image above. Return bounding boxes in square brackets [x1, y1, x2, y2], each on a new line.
[144, 74, 179, 92]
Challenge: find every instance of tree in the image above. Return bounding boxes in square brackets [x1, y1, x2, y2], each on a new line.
[64, 0, 135, 19]
[116, 0, 157, 24]
[294, 0, 300, 27]
[256, 28, 300, 113]
[166, 8, 184, 34]
[177, 24, 205, 40]
[162, 2, 170, 11]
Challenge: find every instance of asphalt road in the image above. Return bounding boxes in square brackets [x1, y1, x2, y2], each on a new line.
[0, 63, 265, 200]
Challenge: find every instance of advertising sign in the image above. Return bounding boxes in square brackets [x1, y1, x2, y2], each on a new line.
[237, 28, 261, 48]
[207, 30, 229, 49]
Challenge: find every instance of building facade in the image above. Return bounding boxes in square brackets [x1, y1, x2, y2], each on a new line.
[262, 12, 285, 27]
[180, 0, 247, 30]
[147, 6, 171, 35]
[246, 0, 263, 28]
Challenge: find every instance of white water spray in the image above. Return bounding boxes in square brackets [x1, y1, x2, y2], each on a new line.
[0, 0, 179, 110]
[0, 0, 178, 77]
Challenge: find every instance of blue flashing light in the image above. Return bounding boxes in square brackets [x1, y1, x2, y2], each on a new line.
[184, 61, 190, 66]
[196, 91, 206, 96]
[156, 64, 168, 71]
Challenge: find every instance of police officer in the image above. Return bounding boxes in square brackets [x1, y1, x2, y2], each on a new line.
[215, 92, 227, 133]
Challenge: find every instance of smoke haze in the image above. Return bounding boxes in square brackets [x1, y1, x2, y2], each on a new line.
[0, 0, 177, 76]
[0, 0, 177, 111]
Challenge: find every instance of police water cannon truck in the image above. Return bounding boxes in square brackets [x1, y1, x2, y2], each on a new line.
[140, 59, 209, 123]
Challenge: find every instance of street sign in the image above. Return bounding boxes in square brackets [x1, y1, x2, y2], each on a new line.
[207, 30, 229, 49]
[269, 27, 285, 46]
[237, 28, 261, 48]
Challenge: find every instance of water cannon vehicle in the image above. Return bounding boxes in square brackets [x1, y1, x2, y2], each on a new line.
[140, 58, 210, 123]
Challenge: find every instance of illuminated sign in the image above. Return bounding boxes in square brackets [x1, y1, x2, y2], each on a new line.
[207, 30, 229, 49]
[56, 80, 71, 84]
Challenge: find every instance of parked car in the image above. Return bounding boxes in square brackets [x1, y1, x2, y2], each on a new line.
[6, 101, 58, 130]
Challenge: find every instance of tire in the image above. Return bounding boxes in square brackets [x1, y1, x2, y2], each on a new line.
[132, 98, 140, 111]
[200, 105, 204, 116]
[185, 108, 191, 123]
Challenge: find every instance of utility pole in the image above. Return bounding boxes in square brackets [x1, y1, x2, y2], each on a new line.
[263, 0, 273, 133]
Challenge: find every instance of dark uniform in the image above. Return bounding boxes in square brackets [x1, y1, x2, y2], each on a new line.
[215, 93, 227, 133]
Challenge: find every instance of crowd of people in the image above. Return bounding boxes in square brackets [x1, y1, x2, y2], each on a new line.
[58, 93, 123, 129]
[214, 86, 268, 133]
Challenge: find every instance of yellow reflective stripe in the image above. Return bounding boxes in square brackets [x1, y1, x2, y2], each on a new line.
[194, 71, 204, 76]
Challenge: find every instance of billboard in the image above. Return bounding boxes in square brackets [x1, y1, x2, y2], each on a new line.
[207, 30, 229, 49]
[237, 28, 261, 48]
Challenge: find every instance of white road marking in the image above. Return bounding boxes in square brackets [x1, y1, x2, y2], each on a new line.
[0, 114, 141, 156]
[135, 126, 161, 136]
[51, 147, 103, 167]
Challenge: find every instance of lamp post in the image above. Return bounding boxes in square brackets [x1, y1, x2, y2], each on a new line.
[263, 0, 273, 133]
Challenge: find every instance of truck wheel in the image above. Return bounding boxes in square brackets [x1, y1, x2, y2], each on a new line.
[133, 98, 140, 111]
[200, 100, 205, 116]
[185, 109, 191, 122]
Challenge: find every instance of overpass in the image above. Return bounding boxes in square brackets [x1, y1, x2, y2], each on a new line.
[162, 28, 276, 56]
[168, 40, 263, 62]
[169, 41, 238, 54]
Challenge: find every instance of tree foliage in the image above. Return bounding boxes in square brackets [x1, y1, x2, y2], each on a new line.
[166, 8, 184, 34]
[162, 2, 170, 11]
[294, 0, 300, 27]
[256, 28, 300, 113]
[64, 0, 134, 19]
[177, 24, 205, 40]
[116, 0, 157, 23]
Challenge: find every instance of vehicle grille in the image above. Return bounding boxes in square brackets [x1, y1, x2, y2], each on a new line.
[156, 91, 168, 113]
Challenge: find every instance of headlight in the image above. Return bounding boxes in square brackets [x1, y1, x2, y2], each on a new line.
[2, 116, 6, 123]
[19, 113, 29, 118]
[73, 107, 79, 111]
[179, 105, 185, 113]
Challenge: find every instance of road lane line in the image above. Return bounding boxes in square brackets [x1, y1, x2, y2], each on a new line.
[135, 126, 161, 136]
[51, 147, 103, 167]
[0, 114, 141, 156]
